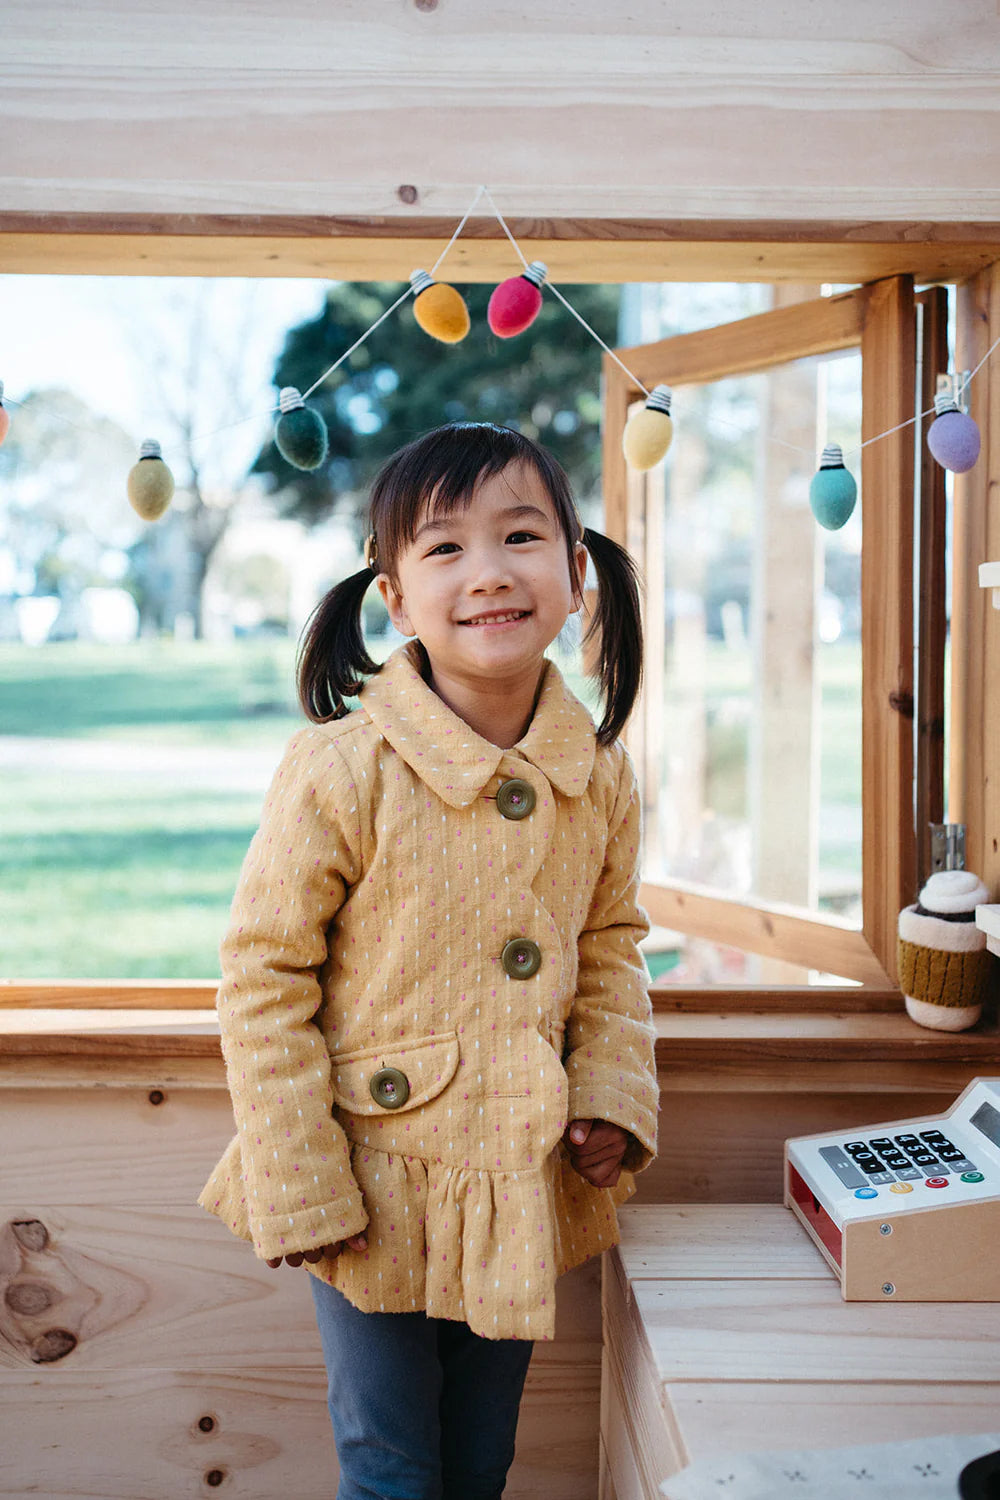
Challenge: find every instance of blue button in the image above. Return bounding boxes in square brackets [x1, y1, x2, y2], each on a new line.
[854, 1187, 878, 1199]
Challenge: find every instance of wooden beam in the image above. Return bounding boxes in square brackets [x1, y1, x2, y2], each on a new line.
[0, 218, 998, 284]
[952, 262, 1000, 891]
[860, 276, 917, 977]
[915, 287, 949, 886]
[640, 880, 891, 987]
[617, 286, 869, 390]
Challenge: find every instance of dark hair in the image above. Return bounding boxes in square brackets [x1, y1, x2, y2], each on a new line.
[297, 423, 643, 745]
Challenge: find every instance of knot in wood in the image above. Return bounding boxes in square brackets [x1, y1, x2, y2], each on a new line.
[30, 1328, 77, 1363]
[5, 1280, 54, 1315]
[888, 689, 914, 718]
[205, 1470, 226, 1487]
[10, 1219, 48, 1252]
[148, 1089, 166, 1106]
[397, 184, 419, 205]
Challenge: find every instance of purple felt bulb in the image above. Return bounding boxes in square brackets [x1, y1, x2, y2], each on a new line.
[927, 396, 981, 474]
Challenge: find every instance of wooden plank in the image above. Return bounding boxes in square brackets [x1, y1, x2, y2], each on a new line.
[632, 1277, 1000, 1383]
[640, 880, 891, 985]
[630, 1088, 959, 1204]
[0, 226, 996, 285]
[0, 980, 217, 1009]
[649, 987, 902, 1012]
[915, 287, 949, 888]
[952, 262, 1000, 891]
[617, 289, 868, 389]
[860, 276, 918, 975]
[0, 1204, 601, 1372]
[653, 1062, 989, 1095]
[615, 1206, 827, 1281]
[663, 1381, 1000, 1462]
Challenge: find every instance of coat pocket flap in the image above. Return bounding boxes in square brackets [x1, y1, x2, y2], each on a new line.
[329, 1031, 460, 1116]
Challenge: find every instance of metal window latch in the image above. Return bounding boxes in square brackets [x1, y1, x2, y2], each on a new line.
[930, 823, 966, 873]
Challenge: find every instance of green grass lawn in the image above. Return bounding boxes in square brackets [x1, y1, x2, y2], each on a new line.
[1, 637, 863, 980]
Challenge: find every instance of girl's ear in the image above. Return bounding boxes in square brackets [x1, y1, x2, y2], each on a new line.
[570, 541, 589, 613]
[375, 572, 415, 637]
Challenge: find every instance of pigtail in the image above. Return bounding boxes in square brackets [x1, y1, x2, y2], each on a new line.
[297, 567, 380, 721]
[581, 527, 643, 746]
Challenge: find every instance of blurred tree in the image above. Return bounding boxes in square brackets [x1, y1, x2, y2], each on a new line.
[0, 388, 139, 630]
[252, 281, 621, 528]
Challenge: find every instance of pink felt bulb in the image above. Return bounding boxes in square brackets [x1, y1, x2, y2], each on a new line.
[927, 393, 981, 474]
[487, 261, 547, 338]
[0, 381, 9, 447]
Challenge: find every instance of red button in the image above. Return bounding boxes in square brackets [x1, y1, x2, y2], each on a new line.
[925, 1176, 949, 1188]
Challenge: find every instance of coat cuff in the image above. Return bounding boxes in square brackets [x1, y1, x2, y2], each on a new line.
[565, 1070, 658, 1175]
[248, 1187, 369, 1262]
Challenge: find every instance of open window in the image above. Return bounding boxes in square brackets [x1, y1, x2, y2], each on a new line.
[601, 276, 947, 989]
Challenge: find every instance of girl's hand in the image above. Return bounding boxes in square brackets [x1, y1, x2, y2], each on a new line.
[265, 1231, 368, 1269]
[563, 1118, 628, 1188]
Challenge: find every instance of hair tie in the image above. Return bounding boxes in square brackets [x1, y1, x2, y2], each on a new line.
[363, 532, 379, 569]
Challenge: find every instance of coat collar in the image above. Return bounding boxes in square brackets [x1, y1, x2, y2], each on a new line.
[359, 640, 597, 807]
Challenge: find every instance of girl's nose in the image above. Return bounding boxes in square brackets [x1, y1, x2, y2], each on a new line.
[467, 549, 513, 592]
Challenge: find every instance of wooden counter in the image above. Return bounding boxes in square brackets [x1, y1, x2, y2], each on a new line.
[601, 1204, 1000, 1500]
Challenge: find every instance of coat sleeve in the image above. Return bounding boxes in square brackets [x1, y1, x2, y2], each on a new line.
[209, 727, 369, 1260]
[563, 748, 659, 1172]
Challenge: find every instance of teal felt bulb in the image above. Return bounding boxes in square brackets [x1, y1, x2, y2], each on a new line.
[275, 386, 329, 471]
[809, 444, 857, 530]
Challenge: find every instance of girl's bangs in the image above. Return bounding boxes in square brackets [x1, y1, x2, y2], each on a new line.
[371, 425, 579, 565]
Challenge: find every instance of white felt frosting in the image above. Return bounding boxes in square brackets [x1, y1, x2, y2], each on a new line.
[918, 868, 990, 913]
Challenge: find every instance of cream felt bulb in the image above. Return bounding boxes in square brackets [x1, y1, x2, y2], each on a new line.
[410, 270, 471, 344]
[623, 385, 673, 471]
[127, 439, 175, 521]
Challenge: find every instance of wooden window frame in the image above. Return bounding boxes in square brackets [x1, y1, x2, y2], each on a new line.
[602, 278, 929, 988]
[0, 222, 994, 1014]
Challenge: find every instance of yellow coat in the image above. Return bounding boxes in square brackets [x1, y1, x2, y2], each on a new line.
[197, 641, 658, 1340]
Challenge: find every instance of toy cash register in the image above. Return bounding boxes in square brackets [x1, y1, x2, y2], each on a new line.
[785, 1078, 1000, 1300]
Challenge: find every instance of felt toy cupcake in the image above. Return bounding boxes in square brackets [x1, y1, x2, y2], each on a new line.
[897, 869, 993, 1031]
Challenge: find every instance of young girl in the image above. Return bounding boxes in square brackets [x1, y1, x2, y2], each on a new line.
[198, 422, 659, 1500]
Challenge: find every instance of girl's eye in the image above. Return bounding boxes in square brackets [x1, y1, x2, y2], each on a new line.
[428, 542, 460, 556]
[506, 531, 540, 544]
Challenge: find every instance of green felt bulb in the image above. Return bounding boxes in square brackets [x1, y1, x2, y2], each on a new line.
[275, 387, 329, 471]
[809, 444, 857, 531]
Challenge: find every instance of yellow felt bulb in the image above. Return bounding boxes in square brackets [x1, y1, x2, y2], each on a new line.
[410, 269, 471, 344]
[127, 439, 175, 521]
[622, 385, 674, 471]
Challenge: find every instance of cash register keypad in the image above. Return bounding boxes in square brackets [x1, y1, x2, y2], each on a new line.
[839, 1132, 978, 1182]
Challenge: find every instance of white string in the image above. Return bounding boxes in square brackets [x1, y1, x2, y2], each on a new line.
[480, 186, 655, 399]
[3, 185, 1000, 478]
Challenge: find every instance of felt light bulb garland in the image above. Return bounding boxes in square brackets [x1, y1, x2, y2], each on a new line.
[809, 443, 858, 530]
[622, 384, 674, 471]
[487, 260, 547, 338]
[927, 390, 981, 474]
[274, 386, 329, 471]
[0, 381, 9, 447]
[127, 439, 175, 521]
[409, 270, 471, 344]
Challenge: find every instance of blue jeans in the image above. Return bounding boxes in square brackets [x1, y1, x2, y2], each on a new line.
[309, 1276, 535, 1500]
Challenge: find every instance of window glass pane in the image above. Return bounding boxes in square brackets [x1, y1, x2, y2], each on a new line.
[638, 349, 863, 933]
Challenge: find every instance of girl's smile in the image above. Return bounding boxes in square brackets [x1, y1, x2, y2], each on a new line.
[375, 461, 588, 745]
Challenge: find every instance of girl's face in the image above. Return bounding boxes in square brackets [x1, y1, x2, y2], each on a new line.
[375, 461, 588, 697]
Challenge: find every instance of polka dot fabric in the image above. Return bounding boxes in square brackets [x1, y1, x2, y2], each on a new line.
[197, 642, 659, 1341]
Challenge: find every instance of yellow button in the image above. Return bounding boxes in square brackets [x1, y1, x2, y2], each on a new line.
[369, 1066, 410, 1109]
[501, 938, 542, 979]
[889, 1182, 913, 1194]
[496, 778, 536, 820]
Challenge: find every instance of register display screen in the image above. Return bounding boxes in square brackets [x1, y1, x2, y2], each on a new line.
[970, 1100, 1000, 1148]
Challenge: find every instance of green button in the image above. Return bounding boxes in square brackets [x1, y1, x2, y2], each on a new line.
[369, 1066, 410, 1109]
[496, 778, 536, 820]
[501, 938, 542, 980]
[961, 1171, 985, 1183]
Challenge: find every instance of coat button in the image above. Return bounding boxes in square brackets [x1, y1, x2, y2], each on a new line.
[496, 778, 536, 820]
[370, 1067, 410, 1109]
[501, 938, 542, 979]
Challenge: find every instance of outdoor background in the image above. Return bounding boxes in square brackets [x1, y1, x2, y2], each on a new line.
[0, 278, 870, 981]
